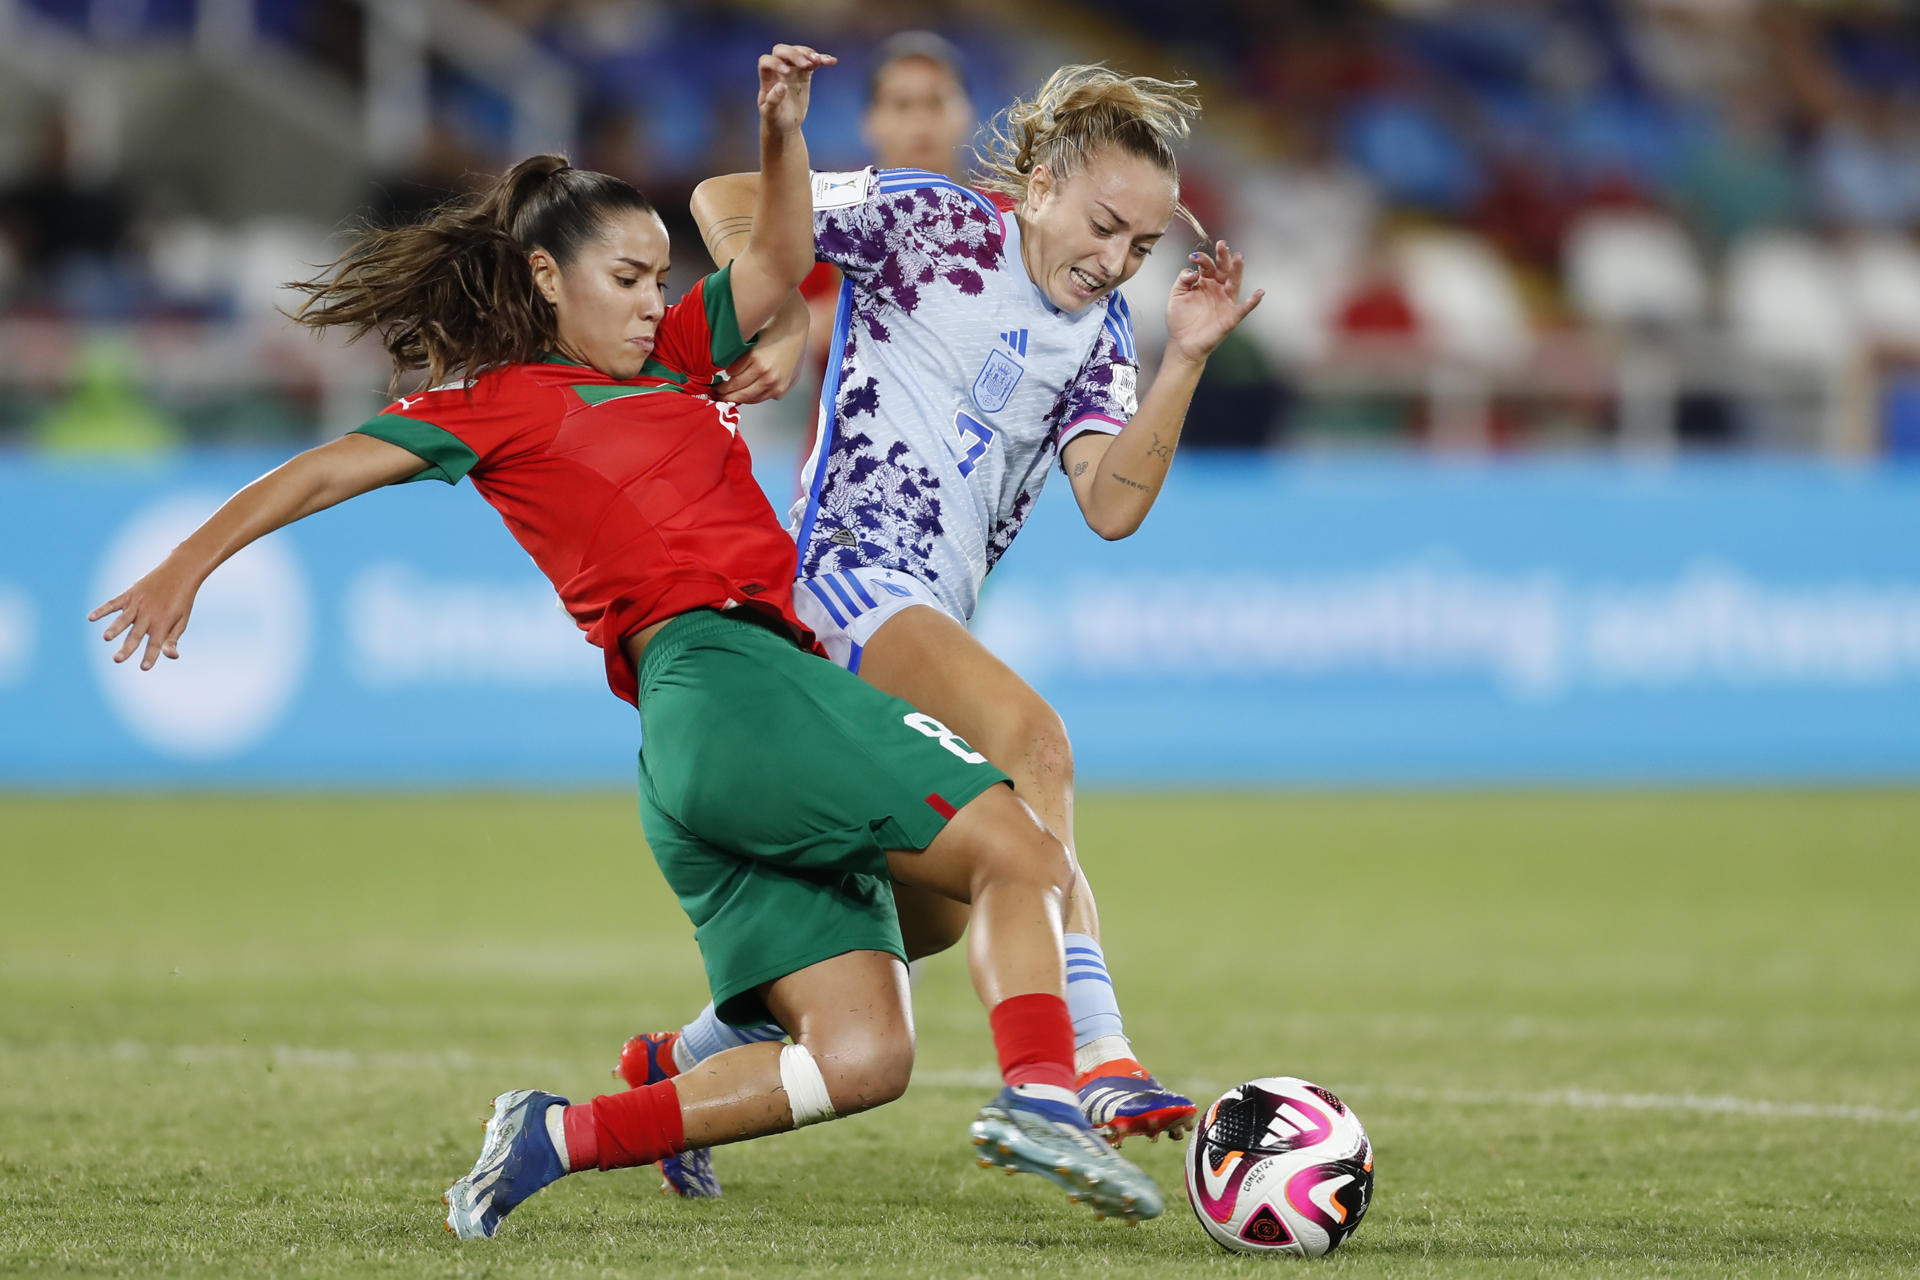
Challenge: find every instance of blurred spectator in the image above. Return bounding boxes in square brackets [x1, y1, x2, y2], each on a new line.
[1672, 84, 1803, 249]
[1336, 236, 1423, 347]
[33, 336, 180, 457]
[0, 113, 135, 314]
[578, 96, 657, 191]
[364, 119, 492, 228]
[5, 0, 1920, 455]
[1809, 93, 1920, 232]
[861, 31, 976, 178]
[795, 31, 979, 447]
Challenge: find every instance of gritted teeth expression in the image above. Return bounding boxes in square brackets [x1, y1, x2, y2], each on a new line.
[1021, 148, 1176, 313]
[535, 208, 672, 379]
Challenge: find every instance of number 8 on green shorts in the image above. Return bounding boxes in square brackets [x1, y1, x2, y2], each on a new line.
[633, 609, 1009, 1028]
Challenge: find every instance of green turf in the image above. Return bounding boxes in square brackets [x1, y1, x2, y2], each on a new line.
[2, 790, 1916, 1278]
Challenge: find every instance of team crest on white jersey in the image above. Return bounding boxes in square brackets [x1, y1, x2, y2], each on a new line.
[972, 348, 1025, 414]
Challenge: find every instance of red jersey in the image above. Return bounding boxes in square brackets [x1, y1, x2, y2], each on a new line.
[353, 264, 816, 705]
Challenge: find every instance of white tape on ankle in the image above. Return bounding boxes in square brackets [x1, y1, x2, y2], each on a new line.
[779, 1043, 837, 1128]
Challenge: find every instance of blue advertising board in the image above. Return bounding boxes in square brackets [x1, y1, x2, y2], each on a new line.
[976, 456, 1920, 784]
[3, 452, 1917, 786]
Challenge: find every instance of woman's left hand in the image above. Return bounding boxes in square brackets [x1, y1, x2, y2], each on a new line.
[1165, 240, 1264, 364]
[758, 44, 836, 134]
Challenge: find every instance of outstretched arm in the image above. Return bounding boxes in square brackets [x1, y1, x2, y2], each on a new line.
[1064, 240, 1264, 540]
[725, 44, 835, 341]
[88, 433, 425, 669]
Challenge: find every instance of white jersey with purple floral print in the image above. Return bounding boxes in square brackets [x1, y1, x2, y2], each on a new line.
[789, 166, 1140, 625]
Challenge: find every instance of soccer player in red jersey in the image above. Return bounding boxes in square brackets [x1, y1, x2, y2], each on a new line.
[621, 66, 1259, 1197]
[88, 45, 1161, 1236]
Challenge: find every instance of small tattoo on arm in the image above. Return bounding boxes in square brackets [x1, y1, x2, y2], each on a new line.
[1146, 431, 1174, 461]
[704, 216, 755, 257]
[1072, 461, 1089, 478]
[1112, 474, 1151, 492]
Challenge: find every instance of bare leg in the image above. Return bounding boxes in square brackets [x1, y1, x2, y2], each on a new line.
[446, 953, 917, 1237]
[894, 883, 971, 960]
[762, 949, 914, 1112]
[859, 603, 1194, 1148]
[884, 781, 1075, 1007]
[858, 604, 1101, 950]
[632, 949, 915, 1150]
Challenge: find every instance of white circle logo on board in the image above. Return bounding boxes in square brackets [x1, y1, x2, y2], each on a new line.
[89, 494, 311, 759]
[0, 586, 34, 687]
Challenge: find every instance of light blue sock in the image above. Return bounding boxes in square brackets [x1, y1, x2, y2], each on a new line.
[1064, 932, 1126, 1048]
[678, 1002, 785, 1067]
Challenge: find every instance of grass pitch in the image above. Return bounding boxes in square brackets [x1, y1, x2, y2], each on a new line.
[2, 789, 1916, 1278]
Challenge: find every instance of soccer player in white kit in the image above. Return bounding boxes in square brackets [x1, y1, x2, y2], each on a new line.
[622, 63, 1264, 1196]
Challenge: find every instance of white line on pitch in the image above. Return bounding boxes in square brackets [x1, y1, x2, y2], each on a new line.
[1350, 1083, 1920, 1125]
[907, 1070, 1920, 1125]
[11, 1041, 1916, 1125]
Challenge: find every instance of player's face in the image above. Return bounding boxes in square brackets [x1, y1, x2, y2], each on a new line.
[535, 208, 672, 380]
[1020, 148, 1174, 314]
[862, 57, 973, 175]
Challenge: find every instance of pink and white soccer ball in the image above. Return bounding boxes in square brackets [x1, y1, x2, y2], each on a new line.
[1184, 1076, 1374, 1257]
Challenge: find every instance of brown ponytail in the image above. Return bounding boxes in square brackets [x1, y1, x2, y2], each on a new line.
[289, 154, 654, 389]
[973, 65, 1205, 238]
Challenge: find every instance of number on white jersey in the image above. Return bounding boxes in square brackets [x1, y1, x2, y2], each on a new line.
[954, 410, 995, 479]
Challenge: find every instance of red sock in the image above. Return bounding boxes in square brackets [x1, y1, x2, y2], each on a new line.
[560, 1078, 685, 1173]
[988, 991, 1077, 1091]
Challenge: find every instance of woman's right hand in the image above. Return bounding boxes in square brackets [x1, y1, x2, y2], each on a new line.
[758, 44, 835, 134]
[83, 434, 425, 672]
[89, 555, 203, 671]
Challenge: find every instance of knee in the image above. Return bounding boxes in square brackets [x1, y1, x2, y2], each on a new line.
[804, 1027, 915, 1116]
[1040, 835, 1079, 904]
[1002, 698, 1075, 791]
[980, 805, 1076, 905]
[961, 690, 1073, 797]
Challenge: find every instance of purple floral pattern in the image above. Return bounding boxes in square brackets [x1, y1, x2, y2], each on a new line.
[803, 178, 1006, 581]
[1054, 315, 1131, 452]
[797, 171, 1139, 618]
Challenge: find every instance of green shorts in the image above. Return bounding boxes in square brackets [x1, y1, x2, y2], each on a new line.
[634, 609, 1008, 1027]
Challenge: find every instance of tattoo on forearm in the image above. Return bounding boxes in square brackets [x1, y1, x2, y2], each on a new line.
[1072, 461, 1089, 478]
[1146, 431, 1174, 461]
[1112, 474, 1151, 491]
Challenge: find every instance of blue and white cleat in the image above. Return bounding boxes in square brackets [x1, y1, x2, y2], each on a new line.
[615, 1031, 721, 1199]
[969, 1085, 1164, 1222]
[1077, 1058, 1196, 1146]
[443, 1089, 570, 1239]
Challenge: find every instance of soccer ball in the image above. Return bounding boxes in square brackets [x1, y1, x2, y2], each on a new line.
[1184, 1076, 1374, 1257]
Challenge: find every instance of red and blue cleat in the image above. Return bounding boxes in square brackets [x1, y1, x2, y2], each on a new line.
[1076, 1058, 1196, 1146]
[614, 1031, 722, 1198]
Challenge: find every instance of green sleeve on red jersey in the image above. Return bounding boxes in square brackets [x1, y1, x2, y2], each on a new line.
[703, 261, 754, 369]
[352, 413, 481, 485]
[650, 262, 756, 382]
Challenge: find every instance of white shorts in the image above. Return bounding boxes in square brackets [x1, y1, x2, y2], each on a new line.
[792, 567, 949, 672]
